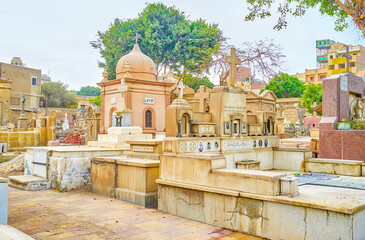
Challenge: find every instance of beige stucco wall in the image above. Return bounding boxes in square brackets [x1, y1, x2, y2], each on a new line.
[0, 62, 41, 109]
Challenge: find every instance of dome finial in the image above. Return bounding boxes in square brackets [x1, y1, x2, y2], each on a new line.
[133, 32, 141, 44]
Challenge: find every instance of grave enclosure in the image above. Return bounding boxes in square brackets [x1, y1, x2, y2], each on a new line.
[7, 45, 365, 240]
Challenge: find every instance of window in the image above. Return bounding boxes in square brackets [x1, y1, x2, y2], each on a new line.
[329, 65, 335, 70]
[350, 62, 356, 67]
[31, 77, 37, 86]
[353, 53, 357, 56]
[320, 75, 326, 79]
[245, 86, 250, 89]
[145, 110, 152, 128]
[330, 55, 333, 59]
[339, 63, 345, 69]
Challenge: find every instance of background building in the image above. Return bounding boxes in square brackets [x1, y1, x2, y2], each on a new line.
[41, 73, 51, 83]
[0, 57, 42, 124]
[327, 43, 365, 76]
[296, 40, 365, 85]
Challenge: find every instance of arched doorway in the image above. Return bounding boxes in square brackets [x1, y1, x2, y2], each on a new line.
[181, 113, 190, 136]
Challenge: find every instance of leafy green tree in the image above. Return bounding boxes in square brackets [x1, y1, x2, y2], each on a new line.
[77, 86, 101, 96]
[89, 95, 101, 106]
[245, 0, 365, 34]
[90, 3, 224, 80]
[41, 82, 77, 108]
[301, 83, 322, 114]
[176, 73, 214, 91]
[261, 72, 306, 98]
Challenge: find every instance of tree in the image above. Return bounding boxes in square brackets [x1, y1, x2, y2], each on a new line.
[91, 3, 224, 80]
[261, 72, 306, 98]
[245, 0, 365, 35]
[77, 86, 101, 96]
[41, 82, 77, 108]
[176, 73, 214, 91]
[213, 40, 285, 86]
[301, 83, 322, 114]
[89, 95, 101, 106]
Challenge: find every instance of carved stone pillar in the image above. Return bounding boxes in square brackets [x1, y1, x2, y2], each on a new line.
[272, 121, 275, 135]
[264, 121, 268, 136]
[189, 120, 193, 137]
[177, 120, 182, 137]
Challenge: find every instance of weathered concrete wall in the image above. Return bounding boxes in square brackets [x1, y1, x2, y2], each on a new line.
[91, 158, 116, 196]
[25, 147, 123, 191]
[158, 184, 365, 240]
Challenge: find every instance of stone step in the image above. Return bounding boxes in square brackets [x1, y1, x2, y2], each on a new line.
[0, 224, 35, 240]
[108, 126, 143, 135]
[87, 141, 129, 149]
[8, 175, 50, 191]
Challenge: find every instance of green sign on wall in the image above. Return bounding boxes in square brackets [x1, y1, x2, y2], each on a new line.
[316, 39, 335, 47]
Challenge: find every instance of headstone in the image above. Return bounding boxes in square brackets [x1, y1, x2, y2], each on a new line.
[62, 113, 69, 131]
[17, 95, 28, 130]
[195, 85, 210, 112]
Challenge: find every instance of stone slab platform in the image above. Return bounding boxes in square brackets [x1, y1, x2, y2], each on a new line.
[8, 175, 50, 191]
[0, 225, 34, 240]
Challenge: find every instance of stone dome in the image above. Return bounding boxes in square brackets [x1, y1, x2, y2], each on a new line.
[116, 44, 157, 81]
[11, 57, 22, 66]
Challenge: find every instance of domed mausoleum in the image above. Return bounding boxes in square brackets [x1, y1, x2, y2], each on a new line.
[116, 44, 157, 81]
[98, 44, 176, 136]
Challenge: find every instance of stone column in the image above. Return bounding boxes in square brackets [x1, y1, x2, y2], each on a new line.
[177, 120, 182, 137]
[189, 120, 193, 137]
[272, 122, 275, 135]
[264, 122, 268, 136]
[99, 92, 106, 134]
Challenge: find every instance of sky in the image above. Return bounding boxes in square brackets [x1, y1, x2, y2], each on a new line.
[0, 0, 363, 90]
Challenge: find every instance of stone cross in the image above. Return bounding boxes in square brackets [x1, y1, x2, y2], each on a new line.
[196, 85, 210, 112]
[343, 45, 352, 73]
[20, 95, 26, 115]
[224, 48, 241, 87]
[177, 81, 185, 99]
[133, 32, 141, 44]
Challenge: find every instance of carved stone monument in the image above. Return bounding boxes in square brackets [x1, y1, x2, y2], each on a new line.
[17, 95, 28, 130]
[319, 71, 365, 160]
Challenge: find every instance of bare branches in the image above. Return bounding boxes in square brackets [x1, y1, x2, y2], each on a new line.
[212, 40, 285, 85]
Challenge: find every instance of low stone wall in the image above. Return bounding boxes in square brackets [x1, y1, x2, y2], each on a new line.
[0, 130, 40, 150]
[306, 158, 363, 176]
[273, 148, 312, 172]
[91, 156, 160, 207]
[319, 130, 365, 161]
[158, 183, 365, 240]
[25, 147, 124, 191]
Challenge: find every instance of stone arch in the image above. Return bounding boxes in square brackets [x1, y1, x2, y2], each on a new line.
[143, 107, 155, 130]
[109, 107, 117, 127]
[267, 116, 274, 134]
